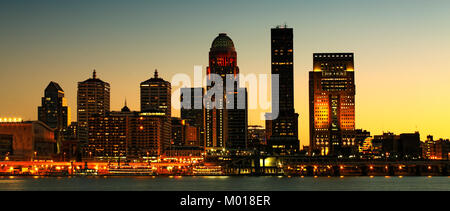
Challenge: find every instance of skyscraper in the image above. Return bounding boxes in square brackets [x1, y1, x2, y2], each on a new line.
[309, 53, 356, 156]
[38, 81, 70, 147]
[140, 69, 171, 117]
[205, 33, 248, 150]
[266, 26, 299, 155]
[77, 70, 110, 142]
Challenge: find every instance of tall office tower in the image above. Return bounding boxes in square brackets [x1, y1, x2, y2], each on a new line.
[140, 69, 171, 117]
[180, 87, 205, 147]
[205, 33, 248, 151]
[38, 81, 70, 146]
[77, 70, 110, 142]
[266, 26, 299, 155]
[309, 53, 356, 156]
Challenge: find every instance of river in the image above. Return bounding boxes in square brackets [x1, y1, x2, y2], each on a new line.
[0, 176, 449, 191]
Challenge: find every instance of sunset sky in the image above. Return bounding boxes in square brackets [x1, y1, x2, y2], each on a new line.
[1, 0, 450, 147]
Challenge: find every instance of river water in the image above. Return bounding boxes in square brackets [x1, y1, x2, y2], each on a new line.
[0, 176, 448, 191]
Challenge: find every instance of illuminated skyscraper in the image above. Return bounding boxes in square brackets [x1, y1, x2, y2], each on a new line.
[205, 33, 248, 150]
[77, 70, 110, 142]
[38, 81, 70, 146]
[140, 69, 171, 117]
[266, 26, 299, 155]
[309, 53, 356, 156]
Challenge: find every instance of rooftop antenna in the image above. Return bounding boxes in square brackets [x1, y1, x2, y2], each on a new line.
[93, 69, 97, 79]
[154, 69, 158, 78]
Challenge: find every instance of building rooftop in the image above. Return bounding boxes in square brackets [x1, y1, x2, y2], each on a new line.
[80, 69, 108, 84]
[141, 69, 169, 84]
[211, 33, 234, 49]
[46, 81, 64, 92]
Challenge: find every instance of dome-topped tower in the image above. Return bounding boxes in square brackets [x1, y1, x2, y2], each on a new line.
[208, 33, 237, 69]
[211, 33, 235, 50]
[205, 32, 247, 150]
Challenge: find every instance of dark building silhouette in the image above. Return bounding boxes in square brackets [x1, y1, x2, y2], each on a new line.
[373, 132, 421, 159]
[309, 53, 356, 156]
[140, 69, 171, 117]
[77, 70, 110, 142]
[205, 33, 248, 151]
[180, 87, 205, 147]
[266, 26, 299, 155]
[38, 81, 70, 150]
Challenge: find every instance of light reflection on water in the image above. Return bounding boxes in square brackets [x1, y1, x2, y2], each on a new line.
[0, 176, 448, 191]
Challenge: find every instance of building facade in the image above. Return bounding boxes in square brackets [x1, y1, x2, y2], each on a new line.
[247, 125, 266, 151]
[422, 135, 450, 160]
[38, 81, 70, 148]
[84, 105, 171, 161]
[309, 53, 356, 156]
[171, 117, 199, 147]
[77, 70, 110, 142]
[181, 87, 205, 147]
[140, 69, 171, 117]
[266, 26, 299, 155]
[205, 33, 248, 151]
[373, 132, 421, 159]
[0, 120, 56, 161]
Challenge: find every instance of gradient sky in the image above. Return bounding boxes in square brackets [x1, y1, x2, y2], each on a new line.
[1, 0, 450, 147]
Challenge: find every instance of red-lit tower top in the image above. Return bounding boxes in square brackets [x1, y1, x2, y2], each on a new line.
[207, 33, 239, 77]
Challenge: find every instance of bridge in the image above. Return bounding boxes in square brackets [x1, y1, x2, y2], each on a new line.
[209, 155, 450, 176]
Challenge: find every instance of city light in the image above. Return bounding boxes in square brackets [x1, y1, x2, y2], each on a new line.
[0, 117, 23, 123]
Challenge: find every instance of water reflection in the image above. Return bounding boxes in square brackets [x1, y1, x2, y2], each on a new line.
[0, 176, 448, 191]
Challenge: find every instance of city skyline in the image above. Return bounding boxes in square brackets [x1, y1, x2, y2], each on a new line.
[2, 0, 450, 147]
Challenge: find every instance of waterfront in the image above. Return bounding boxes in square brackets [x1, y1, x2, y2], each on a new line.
[0, 176, 449, 191]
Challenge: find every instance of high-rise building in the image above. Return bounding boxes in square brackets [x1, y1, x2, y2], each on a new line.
[77, 70, 110, 142]
[38, 81, 70, 147]
[309, 53, 356, 156]
[140, 69, 171, 117]
[266, 26, 299, 155]
[205, 33, 248, 151]
[86, 111, 129, 160]
[181, 87, 205, 147]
